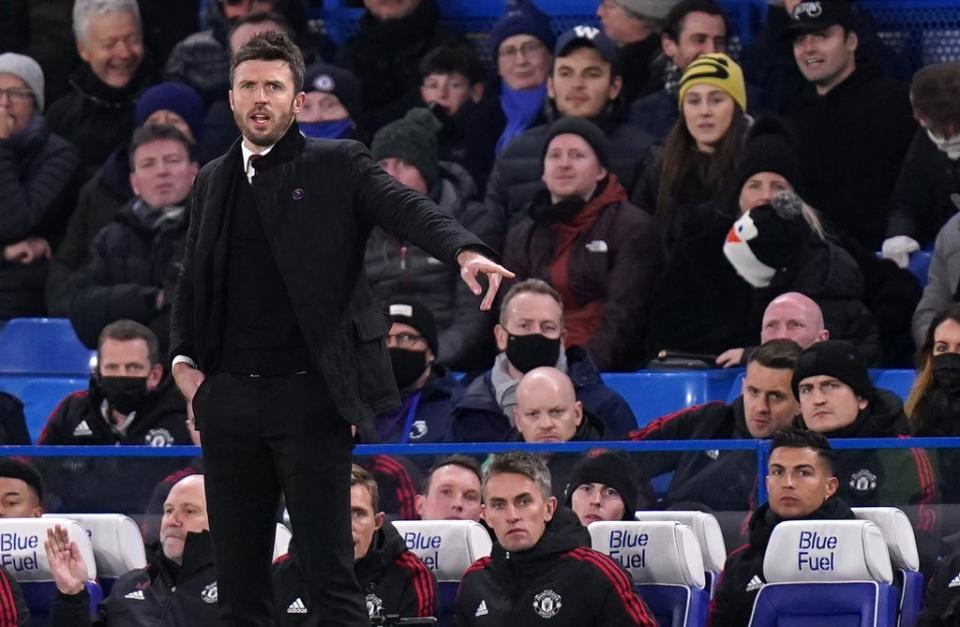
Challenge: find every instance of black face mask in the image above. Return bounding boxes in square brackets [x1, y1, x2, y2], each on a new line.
[389, 348, 427, 390]
[98, 376, 150, 415]
[933, 353, 960, 394]
[505, 333, 561, 374]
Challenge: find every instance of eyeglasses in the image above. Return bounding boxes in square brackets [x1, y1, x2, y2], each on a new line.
[499, 40, 545, 59]
[0, 88, 33, 103]
[387, 332, 425, 349]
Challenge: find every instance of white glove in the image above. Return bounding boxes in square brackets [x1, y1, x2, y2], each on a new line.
[881, 235, 920, 269]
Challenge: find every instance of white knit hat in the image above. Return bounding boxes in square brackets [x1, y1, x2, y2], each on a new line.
[615, 0, 682, 21]
[0, 53, 44, 111]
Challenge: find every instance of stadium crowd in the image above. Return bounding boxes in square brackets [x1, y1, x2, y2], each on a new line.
[1, 0, 960, 624]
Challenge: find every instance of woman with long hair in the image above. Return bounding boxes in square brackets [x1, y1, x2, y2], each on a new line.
[636, 52, 749, 249]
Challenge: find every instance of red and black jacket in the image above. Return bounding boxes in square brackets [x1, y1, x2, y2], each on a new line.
[0, 565, 29, 626]
[454, 507, 655, 626]
[273, 521, 437, 623]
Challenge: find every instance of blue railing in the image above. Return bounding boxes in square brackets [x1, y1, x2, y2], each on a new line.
[7, 436, 960, 504]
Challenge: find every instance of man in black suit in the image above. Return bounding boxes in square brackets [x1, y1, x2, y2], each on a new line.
[169, 31, 509, 627]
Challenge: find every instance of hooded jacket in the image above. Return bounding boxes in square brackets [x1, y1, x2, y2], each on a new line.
[504, 176, 663, 371]
[708, 497, 855, 627]
[630, 397, 761, 511]
[0, 113, 79, 319]
[69, 200, 187, 353]
[364, 161, 503, 371]
[483, 109, 655, 228]
[788, 64, 915, 249]
[52, 531, 218, 627]
[451, 346, 638, 441]
[455, 507, 656, 626]
[272, 522, 437, 624]
[796, 389, 938, 531]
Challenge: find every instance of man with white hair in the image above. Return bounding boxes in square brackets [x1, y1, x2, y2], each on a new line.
[45, 474, 218, 627]
[46, 0, 153, 179]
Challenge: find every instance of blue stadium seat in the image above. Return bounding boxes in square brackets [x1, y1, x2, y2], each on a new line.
[871, 370, 915, 401]
[633, 511, 727, 599]
[0, 376, 87, 443]
[590, 520, 709, 627]
[0, 517, 103, 621]
[852, 508, 924, 627]
[0, 318, 94, 376]
[748, 519, 897, 627]
[603, 370, 740, 429]
[392, 520, 492, 627]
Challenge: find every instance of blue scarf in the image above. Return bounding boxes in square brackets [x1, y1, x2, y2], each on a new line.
[299, 119, 354, 139]
[496, 81, 546, 156]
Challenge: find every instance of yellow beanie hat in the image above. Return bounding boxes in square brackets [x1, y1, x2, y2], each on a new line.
[677, 53, 747, 113]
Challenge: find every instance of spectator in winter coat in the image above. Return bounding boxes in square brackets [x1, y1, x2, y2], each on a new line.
[628, 0, 728, 140]
[366, 108, 502, 371]
[451, 279, 638, 442]
[0, 458, 44, 517]
[273, 465, 437, 623]
[913, 214, 960, 350]
[46, 80, 203, 316]
[367, 299, 460, 446]
[596, 0, 679, 107]
[46, 474, 219, 627]
[883, 62, 960, 264]
[0, 52, 79, 319]
[708, 429, 855, 627]
[46, 0, 154, 182]
[631, 340, 803, 510]
[504, 117, 662, 370]
[69, 124, 198, 354]
[635, 51, 748, 250]
[416, 455, 483, 522]
[786, 0, 915, 250]
[296, 62, 364, 142]
[793, 341, 938, 522]
[336, 0, 457, 133]
[485, 24, 655, 228]
[564, 450, 644, 526]
[488, 0, 555, 157]
[455, 452, 656, 626]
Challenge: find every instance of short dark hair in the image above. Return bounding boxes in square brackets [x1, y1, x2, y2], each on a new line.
[227, 11, 293, 42]
[231, 30, 305, 92]
[483, 451, 552, 500]
[422, 455, 483, 494]
[911, 62, 960, 131]
[419, 45, 485, 86]
[351, 464, 380, 512]
[128, 123, 195, 170]
[98, 319, 161, 366]
[663, 0, 729, 42]
[770, 428, 836, 476]
[499, 278, 564, 327]
[749, 339, 803, 370]
[0, 458, 43, 503]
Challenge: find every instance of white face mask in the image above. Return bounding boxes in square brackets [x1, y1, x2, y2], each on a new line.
[723, 211, 777, 288]
[927, 128, 960, 160]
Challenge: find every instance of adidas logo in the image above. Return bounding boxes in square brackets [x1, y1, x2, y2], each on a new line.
[745, 575, 763, 592]
[124, 590, 145, 601]
[287, 598, 308, 614]
[949, 574, 960, 589]
[475, 600, 489, 617]
[73, 420, 93, 437]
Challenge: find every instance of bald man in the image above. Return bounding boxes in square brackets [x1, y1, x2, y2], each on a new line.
[717, 292, 830, 368]
[47, 474, 219, 627]
[510, 367, 620, 500]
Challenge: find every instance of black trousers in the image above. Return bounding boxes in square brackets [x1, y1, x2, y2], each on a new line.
[194, 371, 369, 626]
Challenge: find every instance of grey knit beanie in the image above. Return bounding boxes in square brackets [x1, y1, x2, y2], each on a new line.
[0, 53, 44, 111]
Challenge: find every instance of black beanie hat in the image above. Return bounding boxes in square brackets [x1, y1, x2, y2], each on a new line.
[372, 108, 442, 189]
[791, 340, 874, 401]
[303, 63, 363, 126]
[733, 117, 805, 201]
[542, 116, 611, 169]
[387, 298, 439, 356]
[564, 450, 640, 520]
